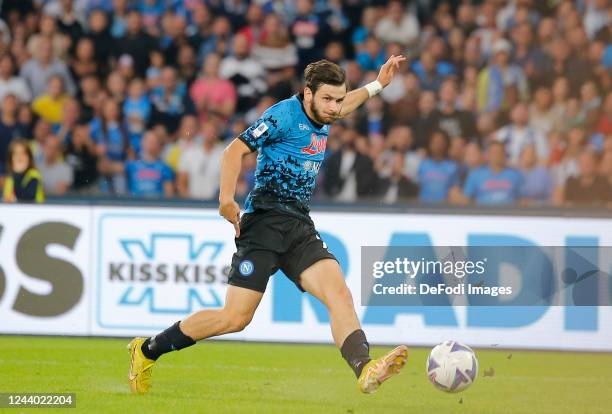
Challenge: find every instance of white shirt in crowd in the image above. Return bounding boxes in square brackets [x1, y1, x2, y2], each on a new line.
[219, 56, 267, 100]
[494, 124, 549, 165]
[0, 76, 31, 103]
[178, 143, 225, 200]
[38, 160, 74, 195]
[374, 13, 420, 47]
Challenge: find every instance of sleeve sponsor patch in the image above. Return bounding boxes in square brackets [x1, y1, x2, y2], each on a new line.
[252, 122, 269, 138]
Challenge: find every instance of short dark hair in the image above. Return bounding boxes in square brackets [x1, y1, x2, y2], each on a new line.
[304, 60, 346, 95]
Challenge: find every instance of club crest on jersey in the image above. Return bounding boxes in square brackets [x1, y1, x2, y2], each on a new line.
[301, 133, 327, 155]
[299, 123, 310, 131]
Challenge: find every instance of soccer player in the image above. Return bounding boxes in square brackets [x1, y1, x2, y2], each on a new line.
[128, 56, 408, 394]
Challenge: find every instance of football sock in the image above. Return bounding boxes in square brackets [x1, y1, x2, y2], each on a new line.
[141, 321, 196, 360]
[340, 329, 372, 377]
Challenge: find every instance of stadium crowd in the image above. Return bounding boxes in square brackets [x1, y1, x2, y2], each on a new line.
[0, 0, 610, 207]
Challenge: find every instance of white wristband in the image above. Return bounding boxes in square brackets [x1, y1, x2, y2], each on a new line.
[364, 80, 383, 98]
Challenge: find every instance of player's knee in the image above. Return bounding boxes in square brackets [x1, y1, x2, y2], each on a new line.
[223, 310, 253, 333]
[328, 285, 354, 309]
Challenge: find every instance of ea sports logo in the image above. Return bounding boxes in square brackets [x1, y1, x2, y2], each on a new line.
[239, 260, 254, 277]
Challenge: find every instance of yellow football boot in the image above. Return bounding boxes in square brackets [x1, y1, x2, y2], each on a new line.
[357, 345, 409, 394]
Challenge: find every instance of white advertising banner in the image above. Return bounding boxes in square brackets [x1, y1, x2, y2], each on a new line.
[1, 203, 611, 351]
[90, 206, 612, 351]
[0, 205, 91, 335]
[91, 207, 235, 336]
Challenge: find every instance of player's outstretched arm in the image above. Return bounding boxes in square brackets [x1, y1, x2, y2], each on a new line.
[219, 138, 252, 237]
[338, 54, 406, 118]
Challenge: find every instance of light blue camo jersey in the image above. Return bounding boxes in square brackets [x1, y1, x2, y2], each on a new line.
[239, 94, 330, 218]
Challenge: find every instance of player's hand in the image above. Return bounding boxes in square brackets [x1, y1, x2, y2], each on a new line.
[219, 198, 241, 237]
[377, 54, 407, 88]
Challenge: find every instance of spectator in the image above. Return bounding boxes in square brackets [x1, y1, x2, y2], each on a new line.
[529, 86, 556, 135]
[411, 50, 453, 92]
[176, 44, 198, 86]
[125, 130, 174, 198]
[0, 54, 30, 103]
[32, 75, 69, 125]
[579, 80, 602, 129]
[197, 15, 232, 64]
[55, 0, 84, 45]
[378, 150, 418, 204]
[91, 99, 128, 194]
[106, 70, 127, 105]
[190, 54, 236, 123]
[70, 37, 100, 82]
[163, 115, 200, 172]
[220, 33, 267, 114]
[352, 6, 379, 53]
[30, 118, 53, 163]
[0, 94, 22, 177]
[55, 97, 80, 145]
[432, 78, 477, 141]
[510, 22, 551, 88]
[477, 38, 529, 113]
[519, 144, 553, 204]
[2, 138, 44, 203]
[449, 136, 468, 183]
[110, 0, 130, 39]
[19, 36, 75, 98]
[123, 77, 151, 155]
[252, 13, 298, 71]
[562, 150, 611, 206]
[417, 130, 461, 203]
[87, 9, 114, 67]
[595, 92, 612, 136]
[26, 13, 69, 60]
[356, 36, 386, 72]
[116, 10, 158, 77]
[460, 141, 484, 185]
[460, 141, 523, 205]
[238, 3, 264, 50]
[290, 0, 331, 71]
[411, 90, 437, 150]
[355, 95, 391, 141]
[549, 76, 570, 131]
[177, 122, 224, 200]
[64, 122, 99, 194]
[151, 66, 193, 134]
[583, 0, 610, 40]
[374, 0, 419, 48]
[38, 134, 73, 195]
[323, 127, 378, 202]
[494, 102, 549, 166]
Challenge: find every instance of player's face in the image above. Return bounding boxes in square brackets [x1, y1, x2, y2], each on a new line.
[309, 83, 347, 125]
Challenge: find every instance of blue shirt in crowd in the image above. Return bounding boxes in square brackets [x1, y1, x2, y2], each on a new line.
[90, 118, 127, 161]
[464, 166, 523, 205]
[418, 158, 460, 202]
[125, 159, 174, 197]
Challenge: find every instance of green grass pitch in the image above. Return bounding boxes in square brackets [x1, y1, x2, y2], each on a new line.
[0, 336, 611, 414]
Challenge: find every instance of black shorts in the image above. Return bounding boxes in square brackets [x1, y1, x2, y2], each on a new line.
[227, 210, 337, 293]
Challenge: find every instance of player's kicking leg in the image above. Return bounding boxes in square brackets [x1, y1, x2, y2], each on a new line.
[299, 259, 408, 393]
[127, 285, 263, 394]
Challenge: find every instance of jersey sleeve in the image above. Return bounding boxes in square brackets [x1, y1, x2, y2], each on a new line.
[238, 106, 284, 152]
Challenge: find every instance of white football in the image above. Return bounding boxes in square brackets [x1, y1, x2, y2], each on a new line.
[426, 340, 478, 393]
